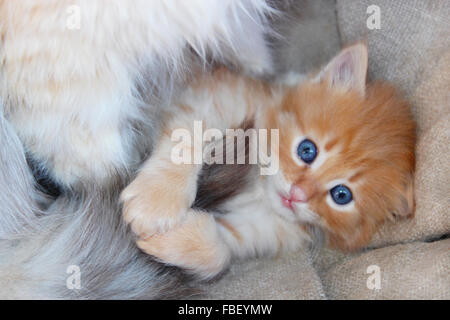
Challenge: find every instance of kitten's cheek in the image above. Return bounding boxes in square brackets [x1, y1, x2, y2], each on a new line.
[292, 203, 320, 224]
[277, 204, 299, 222]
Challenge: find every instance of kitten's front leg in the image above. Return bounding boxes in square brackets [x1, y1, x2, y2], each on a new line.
[137, 210, 231, 280]
[120, 137, 201, 237]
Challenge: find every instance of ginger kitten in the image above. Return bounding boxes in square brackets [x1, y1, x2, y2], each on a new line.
[121, 44, 416, 279]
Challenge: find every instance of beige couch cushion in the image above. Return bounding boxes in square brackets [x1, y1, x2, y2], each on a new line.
[336, 0, 450, 246]
[319, 239, 450, 299]
[201, 247, 326, 299]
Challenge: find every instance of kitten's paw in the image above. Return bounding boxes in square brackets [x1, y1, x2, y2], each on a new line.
[137, 212, 231, 280]
[120, 175, 191, 237]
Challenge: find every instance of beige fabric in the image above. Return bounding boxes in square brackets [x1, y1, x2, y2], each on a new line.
[201, 248, 326, 299]
[320, 239, 450, 299]
[272, 0, 340, 74]
[336, 0, 450, 246]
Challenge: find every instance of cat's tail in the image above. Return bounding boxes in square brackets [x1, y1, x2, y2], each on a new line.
[0, 111, 195, 299]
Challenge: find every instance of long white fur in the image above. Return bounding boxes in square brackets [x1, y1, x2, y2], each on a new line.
[0, 0, 275, 186]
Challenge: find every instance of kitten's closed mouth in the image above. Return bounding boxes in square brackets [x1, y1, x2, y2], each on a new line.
[279, 191, 320, 225]
[280, 194, 295, 211]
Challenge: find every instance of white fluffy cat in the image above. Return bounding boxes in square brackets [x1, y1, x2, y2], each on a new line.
[0, 0, 275, 188]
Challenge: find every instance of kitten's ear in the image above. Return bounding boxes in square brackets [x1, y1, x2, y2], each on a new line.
[390, 174, 415, 220]
[314, 43, 368, 96]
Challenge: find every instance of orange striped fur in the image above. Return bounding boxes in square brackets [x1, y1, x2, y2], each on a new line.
[267, 80, 415, 250]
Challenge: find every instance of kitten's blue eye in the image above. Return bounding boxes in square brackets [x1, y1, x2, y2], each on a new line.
[297, 139, 317, 164]
[330, 185, 353, 205]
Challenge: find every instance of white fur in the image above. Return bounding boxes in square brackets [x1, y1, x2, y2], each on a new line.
[0, 0, 275, 186]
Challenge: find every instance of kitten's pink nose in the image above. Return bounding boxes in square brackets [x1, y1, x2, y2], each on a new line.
[289, 185, 308, 203]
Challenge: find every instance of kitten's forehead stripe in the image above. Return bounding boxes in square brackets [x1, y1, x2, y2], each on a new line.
[324, 138, 338, 152]
[349, 171, 364, 183]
